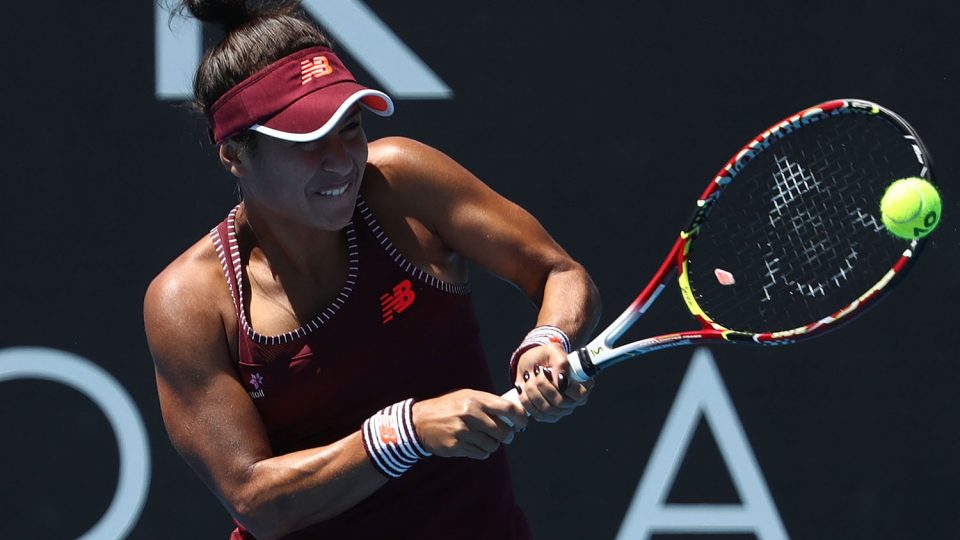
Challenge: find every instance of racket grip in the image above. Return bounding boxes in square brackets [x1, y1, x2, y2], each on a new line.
[567, 349, 594, 382]
[498, 351, 594, 427]
[498, 387, 527, 428]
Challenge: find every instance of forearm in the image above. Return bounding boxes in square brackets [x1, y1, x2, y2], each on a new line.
[533, 262, 601, 346]
[228, 431, 387, 539]
[233, 393, 527, 538]
[511, 261, 599, 421]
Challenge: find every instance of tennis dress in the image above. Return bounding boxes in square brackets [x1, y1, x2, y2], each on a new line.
[210, 198, 530, 539]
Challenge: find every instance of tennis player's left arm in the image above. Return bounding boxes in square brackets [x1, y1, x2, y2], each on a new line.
[375, 137, 601, 422]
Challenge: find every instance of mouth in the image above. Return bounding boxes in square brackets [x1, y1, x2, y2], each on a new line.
[316, 182, 351, 197]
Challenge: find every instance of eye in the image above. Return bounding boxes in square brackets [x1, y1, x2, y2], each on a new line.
[340, 115, 363, 135]
[296, 140, 320, 152]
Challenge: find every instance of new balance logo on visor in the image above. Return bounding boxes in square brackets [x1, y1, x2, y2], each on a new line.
[300, 56, 333, 84]
[381, 279, 416, 323]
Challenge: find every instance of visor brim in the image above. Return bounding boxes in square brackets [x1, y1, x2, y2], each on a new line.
[250, 86, 394, 142]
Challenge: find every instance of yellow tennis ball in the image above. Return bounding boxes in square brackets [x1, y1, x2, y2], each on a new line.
[880, 177, 941, 239]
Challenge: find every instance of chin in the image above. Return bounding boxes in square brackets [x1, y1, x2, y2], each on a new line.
[309, 196, 357, 230]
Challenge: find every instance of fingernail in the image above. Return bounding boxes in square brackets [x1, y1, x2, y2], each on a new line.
[523, 371, 530, 382]
[533, 365, 541, 376]
[558, 372, 569, 393]
[542, 367, 553, 380]
[515, 384, 523, 395]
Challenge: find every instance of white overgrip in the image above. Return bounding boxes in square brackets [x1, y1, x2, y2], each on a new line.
[499, 386, 526, 428]
[498, 348, 594, 427]
[566, 349, 592, 382]
[501, 386, 524, 409]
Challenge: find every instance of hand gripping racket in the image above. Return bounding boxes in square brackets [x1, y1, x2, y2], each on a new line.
[503, 98, 933, 408]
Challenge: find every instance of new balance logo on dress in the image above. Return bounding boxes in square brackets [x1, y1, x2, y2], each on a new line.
[300, 56, 333, 84]
[381, 279, 416, 323]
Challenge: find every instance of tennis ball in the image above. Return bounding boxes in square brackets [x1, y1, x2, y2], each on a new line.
[880, 177, 941, 239]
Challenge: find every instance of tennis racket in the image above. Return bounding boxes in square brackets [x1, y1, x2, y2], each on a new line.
[503, 98, 934, 406]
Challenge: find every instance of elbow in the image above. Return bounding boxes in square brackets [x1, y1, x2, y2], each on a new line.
[562, 260, 602, 339]
[228, 489, 292, 540]
[583, 267, 603, 332]
[589, 277, 602, 317]
[565, 259, 601, 310]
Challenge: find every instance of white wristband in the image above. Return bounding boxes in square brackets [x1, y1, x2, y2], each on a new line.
[509, 325, 572, 380]
[362, 398, 431, 478]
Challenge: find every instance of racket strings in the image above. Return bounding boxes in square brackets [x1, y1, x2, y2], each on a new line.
[685, 112, 919, 333]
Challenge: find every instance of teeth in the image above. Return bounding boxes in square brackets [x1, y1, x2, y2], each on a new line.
[319, 183, 349, 197]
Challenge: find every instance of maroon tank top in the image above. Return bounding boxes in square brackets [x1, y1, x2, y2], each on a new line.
[210, 198, 530, 539]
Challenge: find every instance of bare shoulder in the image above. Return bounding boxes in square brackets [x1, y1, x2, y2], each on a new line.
[367, 136, 436, 178]
[364, 137, 492, 224]
[367, 136, 475, 193]
[144, 235, 235, 373]
[145, 235, 226, 322]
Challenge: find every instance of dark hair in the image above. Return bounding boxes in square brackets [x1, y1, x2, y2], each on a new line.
[170, 0, 332, 147]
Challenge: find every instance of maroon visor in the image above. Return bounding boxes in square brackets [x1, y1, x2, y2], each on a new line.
[208, 46, 394, 144]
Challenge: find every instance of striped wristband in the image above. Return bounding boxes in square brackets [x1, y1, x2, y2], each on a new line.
[361, 398, 431, 478]
[509, 325, 572, 381]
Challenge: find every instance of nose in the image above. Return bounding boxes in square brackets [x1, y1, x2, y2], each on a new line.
[321, 137, 354, 175]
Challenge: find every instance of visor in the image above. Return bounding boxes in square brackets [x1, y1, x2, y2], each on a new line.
[208, 46, 394, 144]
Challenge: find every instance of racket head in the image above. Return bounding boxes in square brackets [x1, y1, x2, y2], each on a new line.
[678, 99, 932, 342]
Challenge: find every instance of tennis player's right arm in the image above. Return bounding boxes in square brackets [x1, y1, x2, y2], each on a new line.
[144, 269, 526, 539]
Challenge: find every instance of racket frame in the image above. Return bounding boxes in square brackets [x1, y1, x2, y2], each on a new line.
[567, 99, 929, 382]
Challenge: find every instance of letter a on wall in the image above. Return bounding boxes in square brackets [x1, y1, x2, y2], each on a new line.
[616, 348, 789, 539]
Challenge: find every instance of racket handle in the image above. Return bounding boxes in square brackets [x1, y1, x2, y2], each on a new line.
[498, 352, 594, 427]
[501, 386, 523, 408]
[567, 349, 595, 382]
[498, 387, 526, 428]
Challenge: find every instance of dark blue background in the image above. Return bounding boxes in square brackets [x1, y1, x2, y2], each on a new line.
[1, 2, 958, 538]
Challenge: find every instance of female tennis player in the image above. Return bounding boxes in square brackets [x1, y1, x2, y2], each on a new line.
[144, 1, 600, 538]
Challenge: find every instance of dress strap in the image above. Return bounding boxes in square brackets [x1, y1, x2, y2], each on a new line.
[209, 205, 245, 322]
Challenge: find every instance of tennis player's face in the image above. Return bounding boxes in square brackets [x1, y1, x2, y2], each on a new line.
[242, 109, 368, 230]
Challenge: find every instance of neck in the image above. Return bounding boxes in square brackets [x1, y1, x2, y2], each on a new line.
[237, 201, 347, 278]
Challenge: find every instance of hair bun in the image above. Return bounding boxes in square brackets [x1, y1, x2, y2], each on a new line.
[178, 0, 256, 31]
[177, 1, 301, 31]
